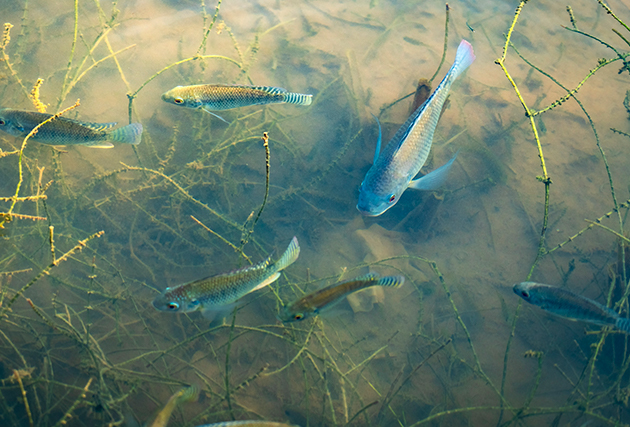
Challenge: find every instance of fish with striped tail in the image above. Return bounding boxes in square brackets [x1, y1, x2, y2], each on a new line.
[513, 281, 630, 333]
[357, 40, 475, 216]
[279, 273, 404, 322]
[153, 237, 300, 315]
[161, 84, 312, 121]
[0, 108, 142, 148]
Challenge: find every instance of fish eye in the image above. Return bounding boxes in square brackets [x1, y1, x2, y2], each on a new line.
[174, 98, 184, 104]
[294, 313, 304, 321]
[167, 302, 180, 310]
[521, 291, 529, 298]
[0, 120, 5, 125]
[388, 194, 396, 203]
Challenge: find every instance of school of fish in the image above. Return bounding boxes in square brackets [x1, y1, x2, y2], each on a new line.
[4, 22, 617, 425]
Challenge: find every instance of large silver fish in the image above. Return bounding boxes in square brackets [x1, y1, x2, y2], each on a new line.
[152, 237, 300, 315]
[0, 108, 142, 148]
[513, 281, 630, 333]
[357, 40, 475, 216]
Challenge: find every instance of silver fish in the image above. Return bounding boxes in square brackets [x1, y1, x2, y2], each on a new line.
[162, 84, 312, 122]
[513, 281, 630, 333]
[0, 108, 142, 148]
[152, 237, 300, 314]
[279, 273, 404, 322]
[357, 40, 475, 216]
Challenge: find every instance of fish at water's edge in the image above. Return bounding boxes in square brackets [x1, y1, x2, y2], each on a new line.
[357, 39, 475, 217]
[279, 273, 404, 322]
[0, 108, 142, 148]
[152, 237, 300, 314]
[513, 281, 630, 333]
[161, 84, 313, 112]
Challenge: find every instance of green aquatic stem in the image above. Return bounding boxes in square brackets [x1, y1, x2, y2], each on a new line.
[0, 100, 80, 228]
[197, 0, 223, 56]
[60, 0, 78, 103]
[429, 3, 450, 84]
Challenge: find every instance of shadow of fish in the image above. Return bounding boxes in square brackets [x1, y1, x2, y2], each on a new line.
[162, 84, 312, 122]
[357, 40, 475, 217]
[0, 108, 142, 148]
[152, 237, 300, 316]
[514, 281, 630, 333]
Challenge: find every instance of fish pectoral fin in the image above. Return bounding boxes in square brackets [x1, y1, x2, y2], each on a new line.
[249, 272, 281, 294]
[408, 151, 459, 191]
[201, 107, 231, 124]
[370, 113, 382, 165]
[201, 303, 236, 323]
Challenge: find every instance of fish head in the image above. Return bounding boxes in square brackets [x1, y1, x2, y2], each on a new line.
[152, 287, 201, 313]
[0, 110, 26, 137]
[513, 282, 541, 305]
[161, 86, 202, 109]
[277, 304, 309, 323]
[356, 179, 402, 217]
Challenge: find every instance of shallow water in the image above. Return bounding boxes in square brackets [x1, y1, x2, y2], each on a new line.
[1, 0, 630, 426]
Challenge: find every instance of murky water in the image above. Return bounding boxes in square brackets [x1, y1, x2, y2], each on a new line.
[1, 0, 630, 425]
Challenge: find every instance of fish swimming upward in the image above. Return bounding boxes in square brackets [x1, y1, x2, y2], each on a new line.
[162, 84, 312, 121]
[357, 40, 475, 216]
[0, 108, 142, 148]
[513, 281, 630, 333]
[279, 273, 404, 322]
[153, 237, 300, 315]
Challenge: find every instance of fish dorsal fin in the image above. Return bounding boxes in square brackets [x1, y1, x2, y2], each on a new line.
[352, 272, 380, 282]
[370, 113, 382, 165]
[63, 118, 117, 131]
[249, 272, 281, 293]
[251, 86, 287, 95]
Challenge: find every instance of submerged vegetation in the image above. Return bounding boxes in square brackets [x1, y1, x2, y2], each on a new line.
[0, 0, 630, 426]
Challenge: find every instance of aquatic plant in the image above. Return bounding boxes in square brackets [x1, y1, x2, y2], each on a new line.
[0, 0, 630, 426]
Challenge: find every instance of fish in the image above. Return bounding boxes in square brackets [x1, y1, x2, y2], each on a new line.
[513, 281, 630, 333]
[357, 39, 475, 216]
[279, 273, 404, 322]
[152, 237, 300, 314]
[0, 108, 142, 148]
[148, 385, 199, 427]
[161, 84, 312, 122]
[194, 422, 300, 427]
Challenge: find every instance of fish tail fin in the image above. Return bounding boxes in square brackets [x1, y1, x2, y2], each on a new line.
[449, 40, 476, 81]
[176, 385, 200, 404]
[108, 123, 143, 145]
[616, 317, 630, 333]
[273, 236, 300, 272]
[376, 275, 405, 288]
[282, 92, 313, 106]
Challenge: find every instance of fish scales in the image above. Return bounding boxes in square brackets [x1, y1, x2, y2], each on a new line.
[357, 40, 475, 216]
[161, 84, 312, 111]
[153, 237, 299, 313]
[0, 108, 142, 147]
[280, 273, 404, 322]
[170, 258, 274, 306]
[513, 281, 630, 333]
